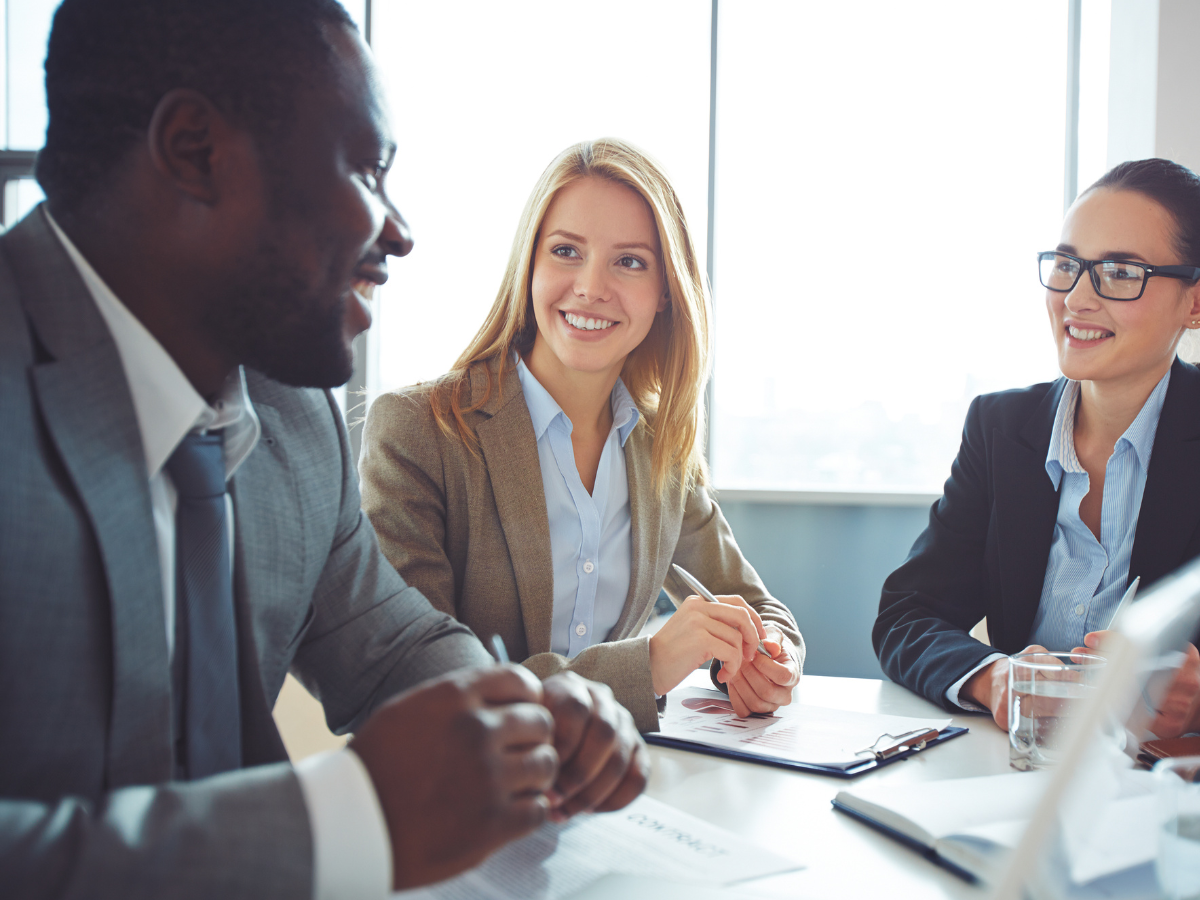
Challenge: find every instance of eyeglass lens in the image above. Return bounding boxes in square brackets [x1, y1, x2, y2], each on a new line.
[1039, 253, 1146, 299]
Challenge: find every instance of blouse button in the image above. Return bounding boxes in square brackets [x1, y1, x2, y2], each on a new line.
[1074, 604, 1085, 616]
[583, 560, 595, 574]
[575, 623, 587, 636]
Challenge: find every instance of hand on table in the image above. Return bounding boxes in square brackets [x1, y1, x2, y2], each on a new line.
[716, 626, 801, 717]
[1072, 631, 1200, 738]
[963, 643, 1052, 731]
[349, 665, 556, 890]
[647, 593, 767, 696]
[540, 672, 650, 820]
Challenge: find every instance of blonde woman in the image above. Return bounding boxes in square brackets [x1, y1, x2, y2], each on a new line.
[360, 139, 802, 731]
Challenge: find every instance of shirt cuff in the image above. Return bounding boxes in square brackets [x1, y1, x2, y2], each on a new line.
[295, 748, 391, 900]
[946, 652, 1007, 711]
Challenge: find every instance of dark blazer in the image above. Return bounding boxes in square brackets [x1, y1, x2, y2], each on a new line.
[873, 357, 1200, 710]
[0, 207, 492, 899]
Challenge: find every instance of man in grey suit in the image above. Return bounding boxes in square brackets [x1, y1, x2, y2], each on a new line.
[0, 0, 648, 897]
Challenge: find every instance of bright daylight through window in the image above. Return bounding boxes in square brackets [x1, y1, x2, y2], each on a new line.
[367, 0, 710, 410]
[710, 2, 1071, 493]
[368, 1, 1090, 496]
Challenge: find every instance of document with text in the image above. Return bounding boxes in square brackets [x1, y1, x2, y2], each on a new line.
[391, 795, 801, 900]
[649, 688, 955, 774]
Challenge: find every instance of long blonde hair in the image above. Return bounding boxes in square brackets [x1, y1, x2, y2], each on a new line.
[429, 138, 712, 494]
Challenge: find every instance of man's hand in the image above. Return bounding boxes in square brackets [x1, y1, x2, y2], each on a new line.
[716, 627, 800, 717]
[540, 672, 650, 820]
[963, 644, 1051, 730]
[349, 665, 557, 890]
[648, 594, 767, 696]
[1074, 632, 1200, 738]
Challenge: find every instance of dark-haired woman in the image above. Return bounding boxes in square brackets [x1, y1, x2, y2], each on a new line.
[874, 158, 1200, 738]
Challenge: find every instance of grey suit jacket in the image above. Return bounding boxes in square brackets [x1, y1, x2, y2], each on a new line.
[359, 361, 804, 732]
[0, 207, 493, 899]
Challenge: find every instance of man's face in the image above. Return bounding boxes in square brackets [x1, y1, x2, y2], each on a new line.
[208, 23, 411, 388]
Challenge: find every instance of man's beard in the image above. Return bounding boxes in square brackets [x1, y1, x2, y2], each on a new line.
[203, 234, 356, 389]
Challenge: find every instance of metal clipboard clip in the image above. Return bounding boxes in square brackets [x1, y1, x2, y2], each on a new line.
[855, 728, 942, 761]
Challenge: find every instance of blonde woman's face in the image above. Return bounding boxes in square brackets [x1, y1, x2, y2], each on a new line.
[528, 176, 667, 383]
[1048, 188, 1200, 388]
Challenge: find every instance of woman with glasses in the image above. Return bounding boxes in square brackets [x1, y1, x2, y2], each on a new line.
[358, 139, 802, 732]
[874, 158, 1200, 737]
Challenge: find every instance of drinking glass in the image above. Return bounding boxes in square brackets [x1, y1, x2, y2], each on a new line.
[1008, 650, 1105, 771]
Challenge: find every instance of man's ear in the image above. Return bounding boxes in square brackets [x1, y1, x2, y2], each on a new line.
[146, 88, 238, 206]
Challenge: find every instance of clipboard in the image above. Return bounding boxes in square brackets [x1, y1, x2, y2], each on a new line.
[645, 724, 969, 778]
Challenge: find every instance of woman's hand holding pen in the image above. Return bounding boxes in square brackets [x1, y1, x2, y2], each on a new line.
[647, 594, 767, 698]
[717, 627, 800, 716]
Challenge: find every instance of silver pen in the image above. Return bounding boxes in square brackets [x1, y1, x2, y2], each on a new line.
[671, 563, 770, 656]
[489, 634, 511, 664]
[1104, 576, 1141, 631]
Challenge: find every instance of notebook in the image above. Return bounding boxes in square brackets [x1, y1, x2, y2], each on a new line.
[833, 769, 1158, 888]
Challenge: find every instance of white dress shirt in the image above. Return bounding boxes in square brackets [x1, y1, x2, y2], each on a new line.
[44, 209, 391, 900]
[514, 357, 639, 658]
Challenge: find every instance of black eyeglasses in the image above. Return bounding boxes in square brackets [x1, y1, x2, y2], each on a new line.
[1037, 251, 1200, 301]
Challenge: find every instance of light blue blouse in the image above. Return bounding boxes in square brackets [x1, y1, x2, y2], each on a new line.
[1029, 370, 1171, 649]
[515, 358, 640, 658]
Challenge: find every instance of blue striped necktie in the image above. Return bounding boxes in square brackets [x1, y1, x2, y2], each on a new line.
[167, 431, 242, 779]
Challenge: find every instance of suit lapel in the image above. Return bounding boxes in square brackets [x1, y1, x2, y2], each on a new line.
[7, 208, 173, 786]
[228, 400, 297, 765]
[991, 381, 1064, 650]
[608, 419, 661, 639]
[1130, 360, 1200, 587]
[475, 364, 556, 656]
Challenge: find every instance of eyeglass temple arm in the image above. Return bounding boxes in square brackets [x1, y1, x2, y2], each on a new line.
[1152, 264, 1200, 282]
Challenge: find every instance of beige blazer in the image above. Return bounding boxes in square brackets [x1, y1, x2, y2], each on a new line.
[360, 361, 803, 731]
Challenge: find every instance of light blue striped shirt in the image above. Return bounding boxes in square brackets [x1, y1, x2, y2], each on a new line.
[1029, 370, 1171, 649]
[515, 358, 640, 658]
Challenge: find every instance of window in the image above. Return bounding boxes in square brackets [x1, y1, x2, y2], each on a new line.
[1, 0, 58, 226]
[366, 1, 711, 400]
[709, 2, 1072, 492]
[364, 2, 1096, 495]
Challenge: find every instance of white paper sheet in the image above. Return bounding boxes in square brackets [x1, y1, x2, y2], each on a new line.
[391, 795, 801, 900]
[566, 873, 760, 899]
[657, 688, 952, 769]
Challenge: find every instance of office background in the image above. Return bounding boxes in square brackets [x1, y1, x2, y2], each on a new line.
[4, 0, 1200, 687]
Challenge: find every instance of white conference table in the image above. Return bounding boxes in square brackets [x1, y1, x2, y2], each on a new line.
[644, 672, 1009, 899]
